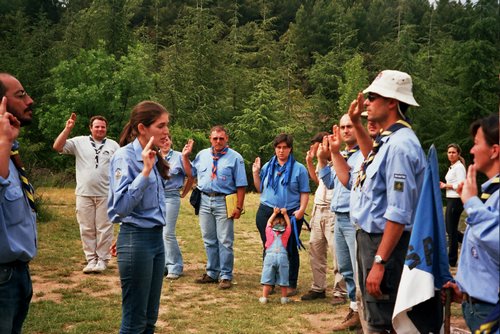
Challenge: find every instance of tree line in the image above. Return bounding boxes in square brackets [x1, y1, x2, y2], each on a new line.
[1, 0, 498, 187]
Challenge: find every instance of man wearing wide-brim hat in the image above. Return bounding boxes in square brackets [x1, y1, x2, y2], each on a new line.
[348, 70, 427, 333]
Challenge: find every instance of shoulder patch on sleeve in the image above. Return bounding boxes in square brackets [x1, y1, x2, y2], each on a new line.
[115, 168, 122, 180]
[394, 180, 404, 192]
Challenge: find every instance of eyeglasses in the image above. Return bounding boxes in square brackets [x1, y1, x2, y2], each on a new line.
[366, 93, 383, 102]
[211, 137, 225, 141]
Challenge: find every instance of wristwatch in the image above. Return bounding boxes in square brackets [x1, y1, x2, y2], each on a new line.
[374, 255, 387, 265]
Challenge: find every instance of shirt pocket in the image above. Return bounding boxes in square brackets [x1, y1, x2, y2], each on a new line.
[3, 185, 25, 226]
[218, 167, 232, 182]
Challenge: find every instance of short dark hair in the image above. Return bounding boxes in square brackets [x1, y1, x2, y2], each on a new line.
[471, 114, 499, 147]
[273, 133, 293, 148]
[310, 131, 329, 144]
[210, 125, 227, 135]
[89, 115, 108, 127]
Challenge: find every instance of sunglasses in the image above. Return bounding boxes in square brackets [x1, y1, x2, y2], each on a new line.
[366, 93, 384, 102]
[211, 137, 226, 141]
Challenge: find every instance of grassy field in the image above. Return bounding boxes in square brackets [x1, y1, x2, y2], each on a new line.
[25, 189, 355, 334]
[23, 188, 468, 334]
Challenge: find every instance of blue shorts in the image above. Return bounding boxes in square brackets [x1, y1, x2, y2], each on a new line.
[260, 252, 289, 287]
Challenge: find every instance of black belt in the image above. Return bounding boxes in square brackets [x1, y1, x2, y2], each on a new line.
[462, 292, 488, 305]
[0, 260, 29, 268]
[202, 192, 226, 197]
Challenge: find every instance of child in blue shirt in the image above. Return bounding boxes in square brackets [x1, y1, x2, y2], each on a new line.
[259, 208, 292, 304]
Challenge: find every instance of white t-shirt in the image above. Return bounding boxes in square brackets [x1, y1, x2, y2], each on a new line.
[314, 163, 333, 206]
[62, 136, 119, 196]
[445, 161, 466, 198]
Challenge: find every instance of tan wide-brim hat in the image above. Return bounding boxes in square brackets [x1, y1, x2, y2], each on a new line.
[363, 70, 419, 107]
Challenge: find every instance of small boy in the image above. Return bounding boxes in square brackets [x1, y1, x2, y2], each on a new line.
[259, 207, 292, 304]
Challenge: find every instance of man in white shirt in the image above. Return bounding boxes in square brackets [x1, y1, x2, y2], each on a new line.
[53, 113, 119, 273]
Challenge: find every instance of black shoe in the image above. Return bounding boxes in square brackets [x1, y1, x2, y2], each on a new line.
[301, 290, 326, 301]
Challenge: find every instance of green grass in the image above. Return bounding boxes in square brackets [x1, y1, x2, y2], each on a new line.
[24, 188, 354, 334]
[23, 188, 467, 333]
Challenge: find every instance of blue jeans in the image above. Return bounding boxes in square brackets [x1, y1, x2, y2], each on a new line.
[117, 224, 165, 334]
[462, 301, 496, 332]
[199, 194, 234, 280]
[0, 262, 32, 334]
[162, 191, 183, 275]
[334, 213, 357, 301]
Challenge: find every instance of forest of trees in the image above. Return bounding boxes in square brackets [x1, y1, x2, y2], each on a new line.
[1, 0, 499, 186]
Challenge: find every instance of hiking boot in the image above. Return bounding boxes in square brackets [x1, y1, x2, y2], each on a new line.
[301, 290, 326, 301]
[331, 295, 347, 306]
[332, 308, 361, 331]
[218, 279, 232, 290]
[194, 273, 217, 284]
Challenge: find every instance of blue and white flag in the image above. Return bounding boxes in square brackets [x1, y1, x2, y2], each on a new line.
[392, 145, 453, 333]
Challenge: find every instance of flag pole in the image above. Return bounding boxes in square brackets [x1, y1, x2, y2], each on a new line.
[444, 288, 451, 334]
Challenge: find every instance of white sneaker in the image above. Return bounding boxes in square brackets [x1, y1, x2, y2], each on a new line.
[281, 297, 291, 304]
[92, 259, 107, 273]
[259, 297, 268, 304]
[83, 259, 97, 274]
[166, 273, 180, 280]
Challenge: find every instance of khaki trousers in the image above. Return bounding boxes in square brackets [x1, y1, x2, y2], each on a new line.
[308, 204, 345, 294]
[76, 195, 114, 262]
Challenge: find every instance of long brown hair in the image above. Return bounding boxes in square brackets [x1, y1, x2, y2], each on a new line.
[447, 143, 466, 167]
[119, 101, 170, 179]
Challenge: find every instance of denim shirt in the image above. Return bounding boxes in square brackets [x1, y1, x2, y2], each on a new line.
[350, 127, 426, 233]
[164, 150, 187, 192]
[192, 147, 248, 194]
[319, 149, 362, 213]
[456, 177, 499, 304]
[108, 139, 166, 228]
[0, 143, 37, 263]
[259, 160, 310, 210]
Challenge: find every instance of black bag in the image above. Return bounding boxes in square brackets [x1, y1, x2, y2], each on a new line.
[189, 187, 201, 215]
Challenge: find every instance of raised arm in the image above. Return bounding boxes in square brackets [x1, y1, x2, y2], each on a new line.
[180, 139, 194, 198]
[328, 126, 351, 187]
[0, 97, 20, 179]
[305, 146, 319, 185]
[53, 113, 76, 152]
[349, 93, 373, 158]
[252, 157, 261, 191]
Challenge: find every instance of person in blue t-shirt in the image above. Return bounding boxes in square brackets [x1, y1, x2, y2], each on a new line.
[108, 101, 170, 334]
[253, 133, 310, 297]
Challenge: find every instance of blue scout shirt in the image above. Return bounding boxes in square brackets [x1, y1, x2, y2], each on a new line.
[259, 159, 310, 210]
[192, 147, 248, 194]
[164, 150, 188, 192]
[350, 127, 426, 233]
[108, 138, 167, 228]
[456, 177, 499, 305]
[319, 149, 362, 213]
[0, 142, 37, 263]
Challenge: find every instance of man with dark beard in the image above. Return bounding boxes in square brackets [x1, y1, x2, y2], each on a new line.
[0, 73, 37, 334]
